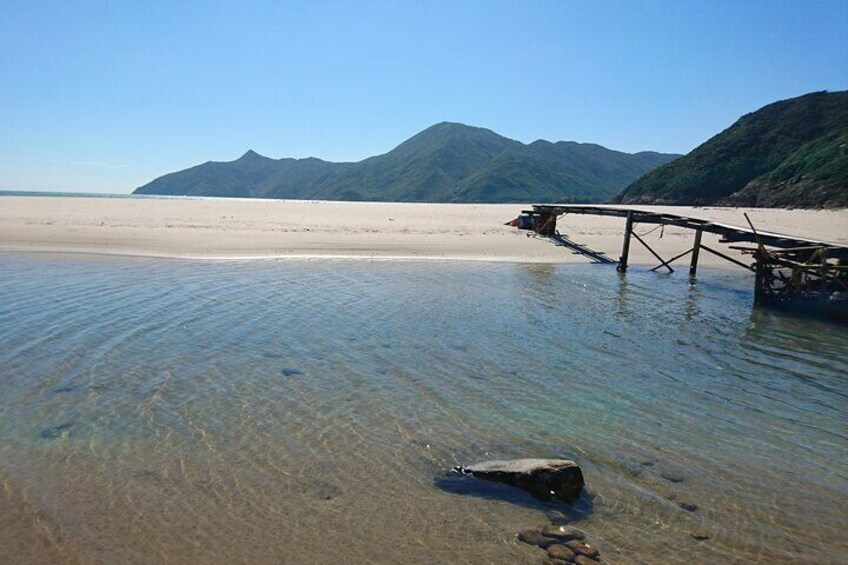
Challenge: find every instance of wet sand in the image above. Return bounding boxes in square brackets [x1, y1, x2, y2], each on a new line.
[1, 195, 846, 265]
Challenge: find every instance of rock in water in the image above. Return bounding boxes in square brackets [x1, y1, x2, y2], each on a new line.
[678, 500, 698, 512]
[518, 529, 558, 549]
[542, 524, 586, 541]
[564, 540, 600, 560]
[457, 459, 584, 502]
[546, 510, 573, 525]
[547, 543, 577, 561]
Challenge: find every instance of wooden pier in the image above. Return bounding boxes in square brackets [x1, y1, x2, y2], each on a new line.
[519, 205, 848, 320]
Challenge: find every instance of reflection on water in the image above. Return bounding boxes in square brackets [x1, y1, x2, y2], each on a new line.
[0, 253, 846, 564]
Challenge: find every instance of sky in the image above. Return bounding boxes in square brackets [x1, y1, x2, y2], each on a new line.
[1, 1, 846, 193]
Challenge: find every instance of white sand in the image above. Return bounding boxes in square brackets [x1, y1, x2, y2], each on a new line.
[1, 196, 846, 266]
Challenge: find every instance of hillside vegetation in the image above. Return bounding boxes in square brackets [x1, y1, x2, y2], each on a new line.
[615, 91, 848, 208]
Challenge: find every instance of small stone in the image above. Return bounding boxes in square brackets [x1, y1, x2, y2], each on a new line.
[660, 470, 687, 483]
[547, 544, 576, 561]
[690, 532, 710, 541]
[575, 556, 599, 565]
[518, 529, 557, 548]
[565, 540, 600, 560]
[546, 510, 572, 525]
[624, 462, 644, 477]
[679, 500, 698, 512]
[541, 524, 586, 541]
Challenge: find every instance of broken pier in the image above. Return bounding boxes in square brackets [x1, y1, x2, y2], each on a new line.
[518, 205, 848, 319]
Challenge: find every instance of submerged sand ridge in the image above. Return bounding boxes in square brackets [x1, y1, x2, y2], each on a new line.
[1, 195, 846, 265]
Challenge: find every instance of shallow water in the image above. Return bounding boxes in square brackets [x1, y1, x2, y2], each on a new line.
[0, 253, 846, 564]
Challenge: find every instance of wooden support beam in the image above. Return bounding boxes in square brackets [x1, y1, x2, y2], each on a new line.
[727, 245, 760, 253]
[549, 234, 616, 264]
[821, 248, 829, 281]
[631, 230, 674, 273]
[700, 244, 755, 272]
[617, 211, 633, 272]
[689, 228, 703, 277]
[768, 245, 837, 254]
[650, 248, 693, 272]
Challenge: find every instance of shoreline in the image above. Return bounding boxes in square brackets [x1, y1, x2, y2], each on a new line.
[0, 249, 768, 271]
[2, 195, 846, 267]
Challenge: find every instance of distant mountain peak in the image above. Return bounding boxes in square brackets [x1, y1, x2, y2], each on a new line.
[429, 121, 469, 129]
[414, 121, 503, 138]
[238, 149, 268, 161]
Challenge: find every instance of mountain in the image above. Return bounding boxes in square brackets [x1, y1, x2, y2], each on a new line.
[134, 123, 679, 203]
[614, 91, 848, 208]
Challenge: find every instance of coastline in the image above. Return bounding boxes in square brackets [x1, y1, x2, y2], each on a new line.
[1, 195, 846, 266]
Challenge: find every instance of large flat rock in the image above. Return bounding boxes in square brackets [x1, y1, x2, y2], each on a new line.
[457, 458, 584, 502]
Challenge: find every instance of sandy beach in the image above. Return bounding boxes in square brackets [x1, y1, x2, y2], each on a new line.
[1, 195, 846, 266]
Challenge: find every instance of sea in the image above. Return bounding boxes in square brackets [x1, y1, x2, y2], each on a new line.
[0, 189, 197, 200]
[0, 237, 846, 563]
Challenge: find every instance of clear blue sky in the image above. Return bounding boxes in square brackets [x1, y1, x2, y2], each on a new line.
[2, 0, 846, 193]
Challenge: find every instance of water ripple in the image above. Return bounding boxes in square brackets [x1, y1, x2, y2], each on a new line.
[0, 253, 846, 564]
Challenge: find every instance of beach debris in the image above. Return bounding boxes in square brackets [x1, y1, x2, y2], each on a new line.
[546, 543, 577, 561]
[518, 529, 559, 549]
[456, 458, 584, 502]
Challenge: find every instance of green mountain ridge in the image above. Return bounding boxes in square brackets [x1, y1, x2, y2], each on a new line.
[614, 91, 848, 208]
[134, 122, 679, 203]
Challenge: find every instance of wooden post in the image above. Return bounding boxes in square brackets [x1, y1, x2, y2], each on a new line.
[753, 249, 765, 305]
[631, 231, 674, 273]
[821, 248, 829, 289]
[689, 228, 703, 277]
[617, 211, 633, 272]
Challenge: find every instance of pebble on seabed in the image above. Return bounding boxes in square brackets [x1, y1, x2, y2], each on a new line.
[564, 540, 600, 560]
[547, 543, 577, 561]
[518, 529, 559, 549]
[520, 522, 601, 563]
[546, 510, 573, 525]
[541, 524, 586, 541]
